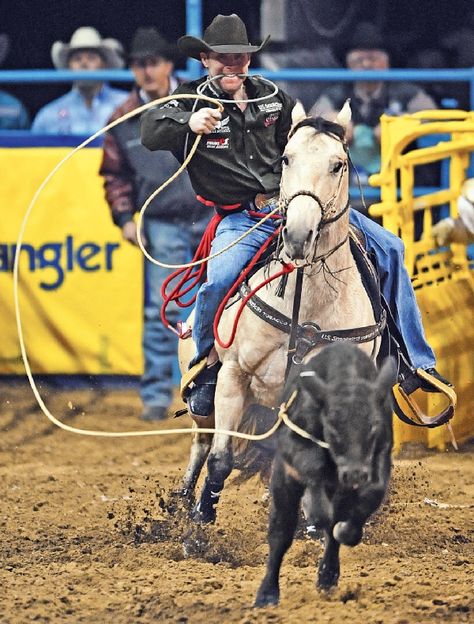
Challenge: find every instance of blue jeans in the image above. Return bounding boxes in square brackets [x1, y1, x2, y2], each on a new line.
[349, 210, 435, 370]
[142, 218, 205, 408]
[191, 205, 436, 371]
[192, 205, 279, 364]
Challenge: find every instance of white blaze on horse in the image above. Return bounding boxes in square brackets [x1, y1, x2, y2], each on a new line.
[180, 101, 385, 523]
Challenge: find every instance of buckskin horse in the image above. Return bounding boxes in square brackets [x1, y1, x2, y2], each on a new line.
[179, 101, 387, 523]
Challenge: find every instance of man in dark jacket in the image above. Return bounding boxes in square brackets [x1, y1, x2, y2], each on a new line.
[310, 22, 436, 184]
[100, 28, 210, 420]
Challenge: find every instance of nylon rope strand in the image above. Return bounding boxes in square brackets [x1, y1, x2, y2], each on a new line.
[13, 91, 282, 441]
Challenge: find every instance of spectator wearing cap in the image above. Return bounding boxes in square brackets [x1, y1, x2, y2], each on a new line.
[32, 27, 128, 135]
[310, 22, 436, 187]
[99, 28, 210, 421]
[0, 33, 30, 129]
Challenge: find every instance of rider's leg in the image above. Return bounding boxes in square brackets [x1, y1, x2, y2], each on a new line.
[349, 209, 435, 369]
[188, 207, 278, 415]
[348, 210, 451, 389]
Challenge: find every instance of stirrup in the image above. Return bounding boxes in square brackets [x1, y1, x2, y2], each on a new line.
[180, 358, 207, 401]
[392, 368, 457, 428]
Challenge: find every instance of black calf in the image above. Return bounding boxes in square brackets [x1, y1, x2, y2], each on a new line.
[255, 343, 396, 608]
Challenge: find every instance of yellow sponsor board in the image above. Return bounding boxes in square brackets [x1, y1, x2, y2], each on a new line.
[0, 145, 143, 374]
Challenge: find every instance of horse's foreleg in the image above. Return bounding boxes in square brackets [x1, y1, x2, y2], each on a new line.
[193, 364, 248, 524]
[254, 458, 304, 608]
[180, 426, 213, 503]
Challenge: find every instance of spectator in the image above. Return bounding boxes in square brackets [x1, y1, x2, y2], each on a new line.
[99, 28, 210, 421]
[440, 11, 474, 111]
[432, 178, 474, 246]
[0, 32, 30, 129]
[32, 27, 127, 135]
[310, 22, 436, 186]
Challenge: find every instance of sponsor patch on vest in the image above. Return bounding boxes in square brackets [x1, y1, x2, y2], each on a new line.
[206, 137, 230, 149]
[264, 113, 280, 127]
[258, 101, 283, 113]
[162, 99, 180, 108]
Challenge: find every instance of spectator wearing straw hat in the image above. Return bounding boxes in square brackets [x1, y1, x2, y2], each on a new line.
[0, 32, 30, 129]
[32, 27, 128, 135]
[100, 28, 210, 421]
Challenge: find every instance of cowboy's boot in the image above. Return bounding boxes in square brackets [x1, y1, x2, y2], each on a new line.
[187, 361, 221, 417]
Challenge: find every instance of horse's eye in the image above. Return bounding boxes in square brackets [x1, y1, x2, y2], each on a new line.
[281, 154, 289, 166]
[331, 161, 343, 174]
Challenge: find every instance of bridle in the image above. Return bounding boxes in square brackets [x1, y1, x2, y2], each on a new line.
[279, 142, 350, 266]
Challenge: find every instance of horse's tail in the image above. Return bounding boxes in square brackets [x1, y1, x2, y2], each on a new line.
[233, 404, 277, 483]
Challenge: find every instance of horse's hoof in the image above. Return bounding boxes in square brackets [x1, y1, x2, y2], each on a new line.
[191, 505, 216, 525]
[254, 589, 280, 608]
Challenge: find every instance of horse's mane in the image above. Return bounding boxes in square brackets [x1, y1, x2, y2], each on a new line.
[289, 116, 346, 144]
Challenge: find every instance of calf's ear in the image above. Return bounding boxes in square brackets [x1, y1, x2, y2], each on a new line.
[300, 370, 328, 402]
[376, 356, 398, 400]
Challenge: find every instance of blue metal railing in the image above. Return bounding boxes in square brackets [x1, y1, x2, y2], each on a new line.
[1, 67, 473, 110]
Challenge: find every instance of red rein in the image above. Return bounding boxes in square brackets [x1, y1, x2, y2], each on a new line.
[160, 207, 294, 347]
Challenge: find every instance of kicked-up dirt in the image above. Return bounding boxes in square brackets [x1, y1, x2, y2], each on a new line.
[0, 379, 473, 623]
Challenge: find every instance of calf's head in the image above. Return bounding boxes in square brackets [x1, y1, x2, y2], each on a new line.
[300, 356, 396, 490]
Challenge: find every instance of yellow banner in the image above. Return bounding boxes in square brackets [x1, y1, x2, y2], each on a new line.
[0, 146, 143, 374]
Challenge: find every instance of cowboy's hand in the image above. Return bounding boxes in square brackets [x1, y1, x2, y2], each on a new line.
[189, 108, 222, 134]
[432, 218, 455, 246]
[122, 221, 147, 247]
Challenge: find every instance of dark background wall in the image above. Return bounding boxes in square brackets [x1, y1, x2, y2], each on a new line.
[0, 0, 471, 118]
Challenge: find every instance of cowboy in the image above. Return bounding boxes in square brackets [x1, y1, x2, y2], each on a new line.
[32, 27, 127, 135]
[140, 14, 452, 417]
[99, 28, 210, 421]
[0, 32, 30, 129]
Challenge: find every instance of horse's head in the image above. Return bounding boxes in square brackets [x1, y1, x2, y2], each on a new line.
[280, 101, 351, 265]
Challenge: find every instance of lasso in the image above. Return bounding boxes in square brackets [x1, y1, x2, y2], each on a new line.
[14, 85, 290, 442]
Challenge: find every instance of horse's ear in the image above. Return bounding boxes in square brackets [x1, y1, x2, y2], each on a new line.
[290, 101, 307, 130]
[300, 370, 328, 402]
[334, 99, 352, 133]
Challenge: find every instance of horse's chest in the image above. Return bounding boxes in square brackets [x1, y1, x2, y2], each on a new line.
[239, 340, 287, 403]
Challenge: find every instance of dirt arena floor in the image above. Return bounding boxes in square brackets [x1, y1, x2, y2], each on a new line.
[1, 380, 473, 624]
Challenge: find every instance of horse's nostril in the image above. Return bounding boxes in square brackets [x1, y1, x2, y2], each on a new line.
[305, 229, 313, 246]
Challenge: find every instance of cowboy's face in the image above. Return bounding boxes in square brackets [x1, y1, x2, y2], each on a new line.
[130, 55, 173, 95]
[200, 51, 251, 94]
[68, 49, 105, 71]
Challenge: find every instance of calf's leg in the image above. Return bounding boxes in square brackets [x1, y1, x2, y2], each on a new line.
[318, 531, 341, 590]
[254, 459, 304, 608]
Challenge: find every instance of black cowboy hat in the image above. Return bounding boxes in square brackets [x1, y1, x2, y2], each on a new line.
[344, 21, 386, 54]
[178, 13, 270, 60]
[129, 27, 178, 62]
